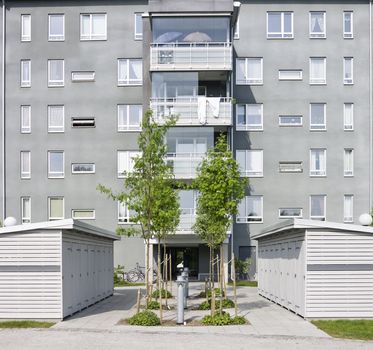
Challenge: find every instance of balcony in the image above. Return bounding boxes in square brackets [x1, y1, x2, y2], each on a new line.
[167, 152, 204, 179]
[150, 42, 232, 71]
[151, 97, 232, 126]
[177, 209, 196, 233]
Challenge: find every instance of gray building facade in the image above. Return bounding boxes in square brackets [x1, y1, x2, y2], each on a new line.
[0, 0, 372, 279]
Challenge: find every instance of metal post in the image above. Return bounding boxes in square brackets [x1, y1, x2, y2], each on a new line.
[176, 275, 186, 325]
[183, 267, 189, 298]
[181, 271, 188, 308]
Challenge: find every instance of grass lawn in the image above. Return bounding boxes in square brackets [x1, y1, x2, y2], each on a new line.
[0, 321, 55, 329]
[311, 320, 373, 340]
[115, 281, 145, 287]
[228, 280, 258, 287]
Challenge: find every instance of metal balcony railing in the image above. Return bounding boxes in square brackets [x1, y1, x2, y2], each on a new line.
[151, 97, 232, 126]
[150, 42, 232, 71]
[177, 209, 196, 233]
[166, 152, 205, 179]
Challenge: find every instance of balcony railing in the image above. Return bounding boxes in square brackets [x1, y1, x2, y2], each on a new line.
[151, 97, 232, 126]
[167, 152, 204, 179]
[177, 209, 196, 233]
[150, 42, 232, 71]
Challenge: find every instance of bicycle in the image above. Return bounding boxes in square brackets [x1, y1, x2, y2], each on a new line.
[127, 263, 157, 283]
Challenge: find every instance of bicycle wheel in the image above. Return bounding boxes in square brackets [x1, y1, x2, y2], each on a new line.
[127, 270, 140, 283]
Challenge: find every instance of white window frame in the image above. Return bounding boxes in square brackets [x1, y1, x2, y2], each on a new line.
[20, 60, 31, 87]
[134, 13, 143, 40]
[21, 14, 31, 42]
[21, 197, 31, 224]
[71, 71, 95, 82]
[237, 195, 263, 223]
[48, 197, 65, 221]
[236, 104, 263, 131]
[344, 195, 353, 223]
[80, 13, 107, 41]
[344, 103, 354, 131]
[343, 57, 354, 85]
[117, 151, 141, 178]
[48, 151, 65, 178]
[344, 148, 354, 177]
[71, 209, 95, 220]
[234, 15, 239, 39]
[278, 70, 303, 81]
[117, 58, 143, 86]
[236, 58, 263, 85]
[71, 163, 96, 174]
[48, 59, 65, 87]
[48, 14, 65, 41]
[309, 11, 326, 38]
[309, 57, 326, 85]
[20, 151, 31, 179]
[117, 104, 142, 132]
[278, 208, 303, 218]
[310, 103, 326, 130]
[236, 150, 263, 177]
[310, 148, 326, 177]
[48, 105, 65, 133]
[278, 161, 303, 173]
[21, 105, 31, 133]
[310, 195, 326, 221]
[343, 11, 353, 39]
[279, 115, 303, 126]
[267, 11, 294, 39]
[118, 202, 135, 224]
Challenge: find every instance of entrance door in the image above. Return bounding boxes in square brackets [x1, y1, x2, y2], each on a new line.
[168, 247, 199, 279]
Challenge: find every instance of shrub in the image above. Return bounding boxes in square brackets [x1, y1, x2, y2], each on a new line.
[152, 289, 172, 299]
[128, 311, 160, 326]
[198, 288, 225, 298]
[146, 301, 160, 310]
[202, 312, 246, 326]
[232, 316, 246, 325]
[198, 298, 235, 310]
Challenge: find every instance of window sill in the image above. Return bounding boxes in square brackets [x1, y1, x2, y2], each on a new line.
[309, 82, 327, 86]
[48, 176, 65, 179]
[236, 220, 263, 224]
[310, 175, 327, 178]
[118, 129, 142, 133]
[117, 83, 143, 87]
[236, 127, 263, 132]
[310, 128, 327, 131]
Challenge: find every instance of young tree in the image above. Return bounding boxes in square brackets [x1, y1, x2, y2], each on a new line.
[98, 110, 179, 313]
[193, 134, 247, 314]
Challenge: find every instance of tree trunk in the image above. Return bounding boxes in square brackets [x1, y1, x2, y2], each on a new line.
[145, 240, 150, 308]
[219, 245, 224, 316]
[232, 253, 237, 318]
[157, 241, 163, 323]
[209, 246, 212, 291]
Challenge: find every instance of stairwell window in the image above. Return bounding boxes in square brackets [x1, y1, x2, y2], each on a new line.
[21, 105, 31, 133]
[310, 149, 326, 177]
[236, 150, 263, 177]
[118, 202, 136, 224]
[344, 103, 354, 130]
[117, 151, 141, 178]
[236, 104, 263, 131]
[344, 57, 353, 85]
[48, 59, 64, 87]
[310, 195, 326, 221]
[267, 12, 293, 39]
[236, 58, 263, 85]
[344, 195, 353, 222]
[134, 13, 143, 40]
[48, 151, 64, 178]
[344, 148, 354, 177]
[72, 209, 95, 220]
[118, 105, 142, 131]
[343, 11, 353, 39]
[237, 196, 263, 223]
[48, 197, 64, 220]
[21, 60, 31, 87]
[48, 105, 64, 133]
[49, 14, 65, 41]
[279, 208, 302, 218]
[309, 12, 326, 38]
[20, 151, 31, 179]
[310, 57, 326, 84]
[21, 14, 31, 41]
[21, 197, 31, 223]
[80, 14, 107, 40]
[310, 103, 326, 130]
[118, 59, 143, 86]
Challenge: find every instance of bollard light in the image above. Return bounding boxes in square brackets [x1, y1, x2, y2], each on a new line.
[176, 275, 186, 325]
[181, 271, 188, 306]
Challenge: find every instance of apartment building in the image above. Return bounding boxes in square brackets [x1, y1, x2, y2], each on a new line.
[0, 0, 371, 279]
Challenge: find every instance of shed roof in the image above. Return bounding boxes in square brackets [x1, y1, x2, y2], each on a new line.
[252, 218, 373, 240]
[0, 219, 119, 240]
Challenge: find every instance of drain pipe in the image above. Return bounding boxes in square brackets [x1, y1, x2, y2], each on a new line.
[370, 0, 372, 212]
[1, 0, 5, 222]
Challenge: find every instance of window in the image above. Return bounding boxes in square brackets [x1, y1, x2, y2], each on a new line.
[118, 202, 136, 224]
[278, 70, 302, 80]
[71, 117, 95, 128]
[344, 148, 354, 177]
[21, 14, 31, 41]
[310, 103, 326, 130]
[118, 105, 142, 131]
[279, 161, 303, 173]
[310, 149, 326, 176]
[48, 151, 64, 178]
[237, 196, 263, 223]
[310, 195, 326, 221]
[71, 71, 95, 82]
[117, 151, 140, 178]
[236, 104, 263, 131]
[134, 13, 143, 40]
[344, 103, 354, 130]
[21, 197, 31, 224]
[234, 16, 239, 39]
[72, 209, 95, 220]
[80, 14, 107, 40]
[344, 195, 353, 222]
[21, 60, 31, 87]
[48, 197, 64, 220]
[48, 59, 64, 87]
[309, 12, 326, 38]
[118, 59, 143, 86]
[71, 163, 95, 174]
[279, 115, 302, 126]
[310, 57, 326, 84]
[20, 151, 31, 179]
[267, 12, 293, 39]
[48, 105, 64, 132]
[279, 208, 302, 218]
[344, 57, 353, 85]
[236, 58, 263, 85]
[236, 150, 263, 177]
[21, 105, 31, 133]
[49, 14, 64, 41]
[343, 11, 353, 39]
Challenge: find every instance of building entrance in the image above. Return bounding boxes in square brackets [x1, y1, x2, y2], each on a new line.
[168, 247, 199, 279]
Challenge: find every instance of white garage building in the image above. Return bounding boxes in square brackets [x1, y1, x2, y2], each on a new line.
[0, 219, 118, 320]
[253, 219, 373, 319]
